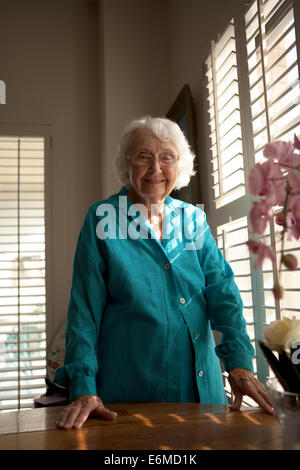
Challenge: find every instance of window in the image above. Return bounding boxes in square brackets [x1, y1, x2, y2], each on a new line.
[216, 217, 269, 401]
[205, 19, 246, 209]
[246, 0, 300, 158]
[0, 136, 47, 412]
[204, 0, 300, 397]
[245, 0, 300, 324]
[217, 217, 280, 394]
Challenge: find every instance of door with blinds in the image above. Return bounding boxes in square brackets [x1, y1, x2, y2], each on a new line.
[0, 130, 50, 412]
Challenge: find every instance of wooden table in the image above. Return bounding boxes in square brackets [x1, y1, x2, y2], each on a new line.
[0, 403, 283, 450]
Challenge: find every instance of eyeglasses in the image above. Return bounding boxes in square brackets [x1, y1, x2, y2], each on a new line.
[127, 152, 179, 167]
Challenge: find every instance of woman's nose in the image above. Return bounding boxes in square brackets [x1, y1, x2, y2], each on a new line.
[148, 157, 162, 172]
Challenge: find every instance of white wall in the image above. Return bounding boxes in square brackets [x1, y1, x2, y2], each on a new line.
[100, 0, 170, 197]
[0, 0, 105, 344]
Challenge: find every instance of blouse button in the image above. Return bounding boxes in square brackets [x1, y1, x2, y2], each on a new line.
[198, 370, 204, 377]
[179, 297, 186, 304]
[193, 333, 200, 340]
[164, 263, 170, 270]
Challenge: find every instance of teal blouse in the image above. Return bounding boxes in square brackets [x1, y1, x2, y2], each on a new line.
[54, 186, 255, 404]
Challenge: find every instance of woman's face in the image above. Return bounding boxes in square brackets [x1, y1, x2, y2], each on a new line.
[127, 131, 179, 205]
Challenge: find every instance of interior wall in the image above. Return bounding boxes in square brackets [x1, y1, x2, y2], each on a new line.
[100, 0, 170, 197]
[0, 0, 102, 343]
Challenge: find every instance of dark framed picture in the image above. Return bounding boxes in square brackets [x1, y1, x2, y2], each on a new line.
[166, 84, 201, 204]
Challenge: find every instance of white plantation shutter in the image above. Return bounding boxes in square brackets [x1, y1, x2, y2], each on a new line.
[216, 217, 256, 359]
[276, 234, 300, 317]
[216, 217, 269, 402]
[246, 0, 300, 163]
[204, 0, 300, 396]
[205, 17, 265, 400]
[245, 0, 300, 323]
[205, 19, 246, 209]
[0, 136, 47, 412]
[256, 221, 300, 326]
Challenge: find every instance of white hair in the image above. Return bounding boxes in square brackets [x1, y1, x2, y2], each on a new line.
[113, 115, 196, 190]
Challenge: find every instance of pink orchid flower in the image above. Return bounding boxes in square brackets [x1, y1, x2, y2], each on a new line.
[263, 140, 295, 164]
[248, 138, 300, 300]
[249, 200, 272, 235]
[275, 206, 300, 241]
[275, 211, 285, 226]
[248, 161, 273, 196]
[285, 211, 299, 241]
[246, 240, 275, 270]
[288, 195, 300, 240]
[272, 182, 288, 207]
[294, 133, 300, 150]
[283, 152, 300, 167]
[248, 160, 286, 206]
[267, 162, 287, 207]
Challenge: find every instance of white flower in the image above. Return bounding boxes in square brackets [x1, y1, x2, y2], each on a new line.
[283, 317, 300, 349]
[264, 316, 300, 350]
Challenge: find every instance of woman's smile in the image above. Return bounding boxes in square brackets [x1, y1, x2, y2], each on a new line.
[143, 178, 166, 184]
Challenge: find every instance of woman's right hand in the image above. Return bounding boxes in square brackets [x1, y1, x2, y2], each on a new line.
[56, 395, 118, 429]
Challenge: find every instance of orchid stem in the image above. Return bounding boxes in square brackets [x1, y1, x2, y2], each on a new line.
[278, 181, 291, 283]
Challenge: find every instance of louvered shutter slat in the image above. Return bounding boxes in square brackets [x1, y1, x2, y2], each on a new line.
[205, 19, 246, 209]
[0, 136, 47, 412]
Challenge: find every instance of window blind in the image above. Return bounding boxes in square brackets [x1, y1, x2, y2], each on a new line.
[246, 0, 300, 162]
[205, 19, 246, 209]
[204, 0, 300, 392]
[216, 217, 256, 353]
[245, 0, 300, 328]
[276, 234, 300, 318]
[0, 136, 46, 412]
[216, 217, 269, 405]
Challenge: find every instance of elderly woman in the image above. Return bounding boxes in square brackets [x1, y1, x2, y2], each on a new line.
[55, 116, 273, 429]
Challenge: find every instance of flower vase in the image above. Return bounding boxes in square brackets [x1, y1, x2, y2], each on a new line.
[266, 377, 300, 450]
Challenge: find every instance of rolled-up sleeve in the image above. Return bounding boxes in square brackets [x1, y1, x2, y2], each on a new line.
[53, 207, 107, 401]
[201, 218, 255, 373]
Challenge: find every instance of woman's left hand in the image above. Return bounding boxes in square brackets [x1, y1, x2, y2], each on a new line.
[228, 368, 275, 414]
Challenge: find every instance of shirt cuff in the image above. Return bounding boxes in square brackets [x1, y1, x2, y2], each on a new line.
[224, 352, 254, 373]
[69, 376, 98, 402]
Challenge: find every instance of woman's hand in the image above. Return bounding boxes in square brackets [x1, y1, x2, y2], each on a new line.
[228, 368, 275, 415]
[56, 395, 118, 429]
